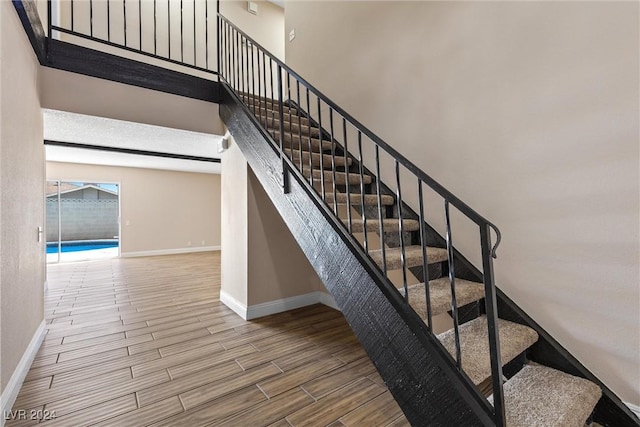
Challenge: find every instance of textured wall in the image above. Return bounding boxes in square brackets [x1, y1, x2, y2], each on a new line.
[0, 0, 45, 392]
[285, 1, 639, 404]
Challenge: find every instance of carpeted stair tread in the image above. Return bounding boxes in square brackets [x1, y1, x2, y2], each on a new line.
[489, 364, 602, 427]
[401, 278, 485, 318]
[241, 95, 292, 110]
[265, 120, 320, 137]
[325, 192, 394, 206]
[291, 149, 352, 168]
[370, 246, 448, 269]
[270, 131, 334, 151]
[303, 169, 373, 185]
[347, 218, 420, 233]
[437, 316, 539, 385]
[253, 106, 308, 123]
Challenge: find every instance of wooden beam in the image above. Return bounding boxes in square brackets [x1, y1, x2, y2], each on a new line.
[12, 0, 46, 64]
[46, 39, 221, 103]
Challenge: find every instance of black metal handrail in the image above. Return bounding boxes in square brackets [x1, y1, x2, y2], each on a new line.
[47, 0, 218, 76]
[218, 16, 500, 254]
[218, 13, 505, 426]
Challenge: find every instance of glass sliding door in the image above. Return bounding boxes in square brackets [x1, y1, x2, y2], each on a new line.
[45, 180, 120, 263]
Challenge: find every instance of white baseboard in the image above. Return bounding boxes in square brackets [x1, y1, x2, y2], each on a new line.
[1, 320, 46, 427]
[121, 246, 221, 258]
[220, 290, 341, 321]
[219, 290, 249, 320]
[626, 402, 640, 419]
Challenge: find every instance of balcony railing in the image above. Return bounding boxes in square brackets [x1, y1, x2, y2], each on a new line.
[46, 0, 218, 77]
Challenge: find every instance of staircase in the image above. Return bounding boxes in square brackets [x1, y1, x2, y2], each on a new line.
[220, 16, 640, 427]
[239, 92, 605, 427]
[216, 14, 639, 427]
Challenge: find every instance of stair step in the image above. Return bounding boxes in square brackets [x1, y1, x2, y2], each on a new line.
[437, 316, 539, 385]
[490, 364, 601, 427]
[325, 192, 395, 206]
[369, 246, 449, 270]
[265, 120, 320, 138]
[270, 131, 334, 152]
[240, 94, 287, 109]
[253, 106, 309, 123]
[291, 149, 352, 168]
[303, 169, 373, 185]
[402, 277, 485, 318]
[347, 218, 420, 233]
[250, 108, 315, 129]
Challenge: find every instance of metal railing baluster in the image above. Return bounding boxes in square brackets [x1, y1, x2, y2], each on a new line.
[89, 0, 93, 37]
[396, 160, 408, 300]
[108, 0, 111, 41]
[375, 145, 387, 275]
[480, 224, 505, 426]
[277, 65, 289, 193]
[206, 0, 210, 70]
[418, 180, 433, 331]
[343, 118, 352, 234]
[358, 131, 367, 252]
[317, 98, 326, 200]
[193, 0, 196, 65]
[329, 109, 338, 215]
[444, 200, 462, 369]
[256, 50, 262, 123]
[269, 58, 275, 131]
[287, 73, 294, 161]
[306, 88, 313, 187]
[247, 38, 253, 112]
[238, 35, 242, 99]
[123, 0, 127, 47]
[152, 0, 155, 53]
[262, 52, 267, 126]
[296, 81, 303, 172]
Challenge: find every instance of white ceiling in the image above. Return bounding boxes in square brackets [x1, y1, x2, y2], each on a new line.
[43, 109, 223, 174]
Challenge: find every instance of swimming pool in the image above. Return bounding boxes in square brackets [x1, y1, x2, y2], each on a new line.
[46, 240, 119, 254]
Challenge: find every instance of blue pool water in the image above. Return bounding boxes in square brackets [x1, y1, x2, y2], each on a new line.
[46, 241, 119, 254]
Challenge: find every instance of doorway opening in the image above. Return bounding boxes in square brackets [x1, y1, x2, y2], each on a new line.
[46, 180, 120, 263]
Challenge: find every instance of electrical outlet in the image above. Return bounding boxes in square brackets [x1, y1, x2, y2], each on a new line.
[289, 28, 296, 42]
[201, 240, 206, 246]
[187, 241, 192, 247]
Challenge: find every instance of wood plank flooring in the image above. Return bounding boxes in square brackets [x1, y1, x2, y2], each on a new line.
[7, 252, 409, 426]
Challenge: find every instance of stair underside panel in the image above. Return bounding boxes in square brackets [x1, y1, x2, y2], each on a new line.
[437, 316, 539, 385]
[220, 88, 490, 427]
[490, 364, 602, 427]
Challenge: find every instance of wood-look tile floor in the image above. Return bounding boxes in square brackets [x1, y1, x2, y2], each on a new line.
[8, 252, 409, 427]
